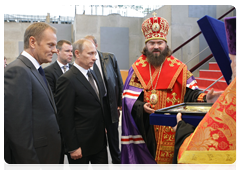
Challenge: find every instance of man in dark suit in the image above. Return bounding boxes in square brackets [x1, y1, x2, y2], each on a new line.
[85, 35, 123, 164]
[4, 22, 61, 164]
[44, 40, 73, 163]
[44, 40, 73, 95]
[55, 38, 108, 164]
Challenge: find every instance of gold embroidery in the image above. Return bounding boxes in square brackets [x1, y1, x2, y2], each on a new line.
[167, 57, 181, 67]
[181, 66, 187, 102]
[129, 72, 143, 88]
[135, 56, 148, 67]
[166, 92, 180, 105]
[187, 70, 193, 80]
[178, 151, 236, 164]
[167, 60, 185, 89]
[178, 79, 236, 164]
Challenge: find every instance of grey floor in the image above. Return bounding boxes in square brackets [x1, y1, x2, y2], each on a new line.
[63, 112, 122, 164]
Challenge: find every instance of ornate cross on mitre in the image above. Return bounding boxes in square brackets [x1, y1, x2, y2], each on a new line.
[152, 12, 157, 17]
[167, 92, 180, 105]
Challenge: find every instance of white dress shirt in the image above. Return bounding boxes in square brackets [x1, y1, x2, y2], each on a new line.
[21, 51, 41, 70]
[57, 60, 70, 73]
[90, 52, 107, 96]
[73, 62, 99, 94]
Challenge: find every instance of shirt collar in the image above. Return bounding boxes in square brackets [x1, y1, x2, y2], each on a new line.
[21, 51, 40, 70]
[57, 60, 69, 68]
[73, 62, 88, 77]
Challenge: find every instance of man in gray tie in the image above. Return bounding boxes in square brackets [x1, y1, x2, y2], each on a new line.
[85, 35, 123, 164]
[4, 22, 61, 164]
[55, 38, 108, 164]
[44, 40, 73, 95]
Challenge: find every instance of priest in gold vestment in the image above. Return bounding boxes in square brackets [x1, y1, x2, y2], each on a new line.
[173, 16, 236, 164]
[121, 14, 221, 164]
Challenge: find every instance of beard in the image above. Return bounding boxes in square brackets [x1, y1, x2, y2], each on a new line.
[145, 46, 170, 67]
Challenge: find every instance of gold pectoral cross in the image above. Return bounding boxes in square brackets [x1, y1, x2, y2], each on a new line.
[167, 92, 180, 105]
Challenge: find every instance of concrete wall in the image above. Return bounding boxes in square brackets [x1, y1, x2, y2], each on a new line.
[4, 22, 31, 64]
[4, 5, 235, 72]
[73, 14, 143, 69]
[4, 22, 72, 68]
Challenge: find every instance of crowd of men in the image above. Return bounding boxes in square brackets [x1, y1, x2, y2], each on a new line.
[4, 14, 236, 164]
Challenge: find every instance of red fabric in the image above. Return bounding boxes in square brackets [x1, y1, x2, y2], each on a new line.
[178, 78, 236, 163]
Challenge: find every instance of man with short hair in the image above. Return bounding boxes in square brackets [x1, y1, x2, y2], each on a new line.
[55, 39, 108, 164]
[121, 14, 221, 164]
[4, 22, 61, 164]
[44, 40, 73, 95]
[85, 35, 123, 164]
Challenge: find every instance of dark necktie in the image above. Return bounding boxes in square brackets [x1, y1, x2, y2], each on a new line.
[38, 66, 48, 87]
[93, 63, 107, 97]
[87, 70, 99, 98]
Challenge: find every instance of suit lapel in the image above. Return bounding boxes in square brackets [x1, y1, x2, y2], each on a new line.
[53, 61, 63, 78]
[71, 66, 101, 103]
[18, 55, 57, 113]
[93, 62, 106, 97]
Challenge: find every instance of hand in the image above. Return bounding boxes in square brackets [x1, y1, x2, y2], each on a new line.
[143, 103, 155, 114]
[117, 106, 122, 111]
[172, 113, 182, 131]
[206, 88, 222, 103]
[70, 147, 82, 160]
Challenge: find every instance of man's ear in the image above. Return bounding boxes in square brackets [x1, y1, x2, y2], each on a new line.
[75, 50, 80, 59]
[29, 36, 36, 49]
[56, 49, 60, 55]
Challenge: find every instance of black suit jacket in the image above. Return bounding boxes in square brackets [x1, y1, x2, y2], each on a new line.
[4, 55, 61, 164]
[44, 61, 72, 95]
[96, 51, 123, 124]
[55, 65, 107, 157]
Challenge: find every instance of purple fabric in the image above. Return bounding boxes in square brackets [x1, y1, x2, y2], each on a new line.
[198, 15, 232, 85]
[121, 67, 156, 164]
[224, 17, 236, 55]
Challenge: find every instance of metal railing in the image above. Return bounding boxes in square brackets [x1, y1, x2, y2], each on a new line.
[171, 7, 235, 91]
[172, 7, 236, 72]
[4, 14, 74, 24]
